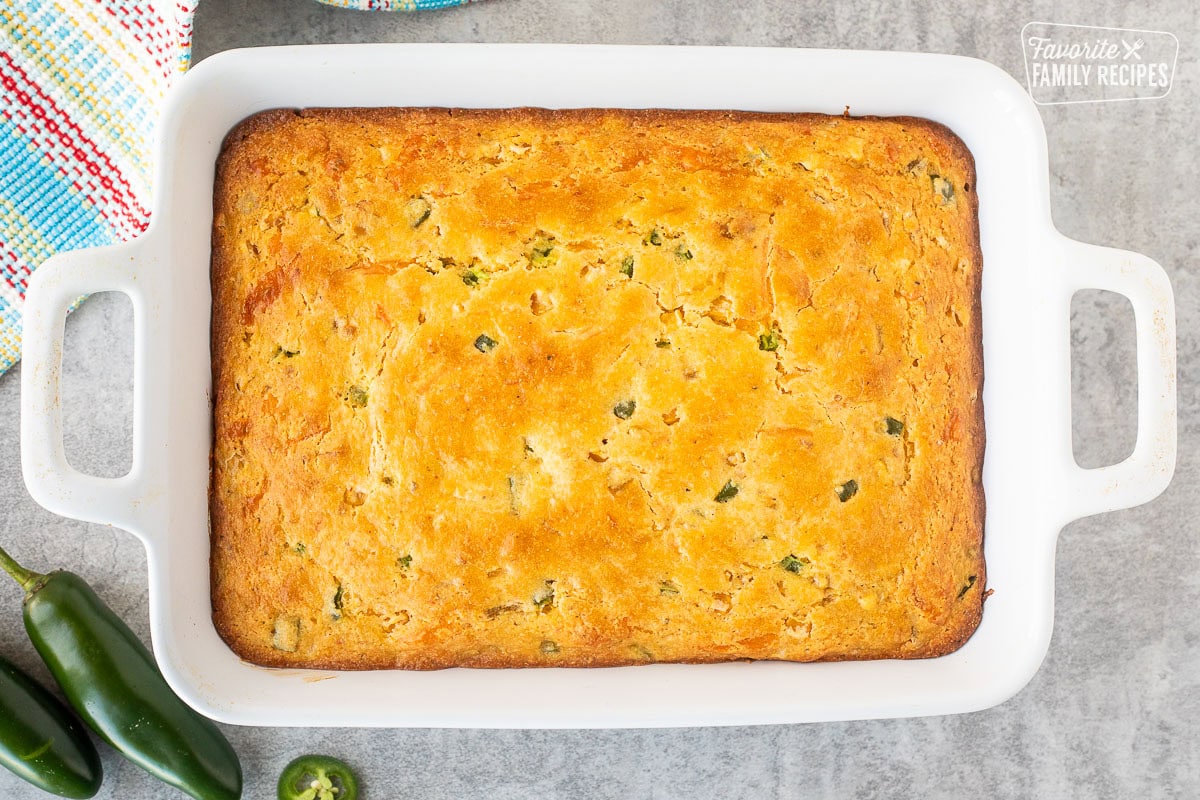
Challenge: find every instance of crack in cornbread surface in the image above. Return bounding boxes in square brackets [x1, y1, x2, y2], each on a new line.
[209, 108, 985, 669]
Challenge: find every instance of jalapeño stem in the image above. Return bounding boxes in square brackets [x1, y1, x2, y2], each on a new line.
[0, 542, 42, 593]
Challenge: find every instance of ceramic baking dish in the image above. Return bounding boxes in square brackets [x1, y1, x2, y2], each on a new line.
[20, 44, 1176, 727]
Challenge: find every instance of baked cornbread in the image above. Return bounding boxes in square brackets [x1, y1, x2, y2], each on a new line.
[209, 108, 985, 669]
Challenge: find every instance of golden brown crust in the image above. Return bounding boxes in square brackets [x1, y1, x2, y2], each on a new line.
[209, 107, 986, 670]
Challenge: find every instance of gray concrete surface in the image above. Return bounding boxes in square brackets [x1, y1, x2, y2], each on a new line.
[1, 0, 1197, 797]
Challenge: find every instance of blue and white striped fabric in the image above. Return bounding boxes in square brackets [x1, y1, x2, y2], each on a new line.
[0, 0, 195, 374]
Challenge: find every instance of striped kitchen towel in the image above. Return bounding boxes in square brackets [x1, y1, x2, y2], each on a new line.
[0, 0, 195, 375]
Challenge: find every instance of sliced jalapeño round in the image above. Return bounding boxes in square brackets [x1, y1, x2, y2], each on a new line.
[278, 754, 359, 800]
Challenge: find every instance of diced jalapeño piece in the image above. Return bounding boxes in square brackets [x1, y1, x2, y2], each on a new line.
[758, 330, 780, 351]
[779, 554, 809, 574]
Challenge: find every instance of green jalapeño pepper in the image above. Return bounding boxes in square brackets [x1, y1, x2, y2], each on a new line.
[0, 544, 242, 800]
[278, 755, 360, 800]
[0, 653, 102, 798]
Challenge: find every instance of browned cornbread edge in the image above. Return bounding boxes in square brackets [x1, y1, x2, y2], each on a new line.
[871, 113, 986, 662]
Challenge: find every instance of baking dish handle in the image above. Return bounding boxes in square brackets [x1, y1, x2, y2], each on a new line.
[20, 241, 150, 534]
[1055, 236, 1176, 522]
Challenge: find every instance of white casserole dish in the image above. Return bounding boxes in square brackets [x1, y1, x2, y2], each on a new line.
[20, 44, 1176, 727]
